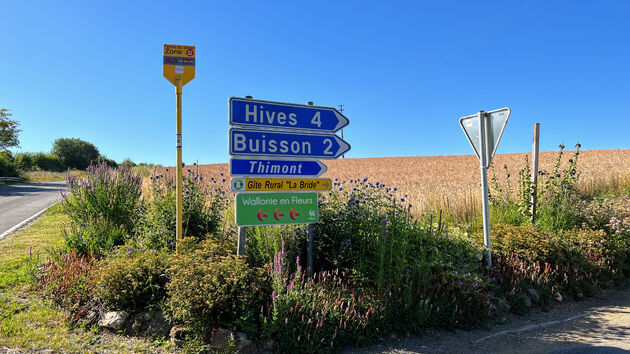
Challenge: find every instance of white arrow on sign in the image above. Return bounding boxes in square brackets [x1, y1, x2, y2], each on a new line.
[459, 108, 511, 168]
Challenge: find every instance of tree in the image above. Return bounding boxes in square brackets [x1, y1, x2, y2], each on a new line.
[52, 138, 100, 170]
[0, 108, 20, 151]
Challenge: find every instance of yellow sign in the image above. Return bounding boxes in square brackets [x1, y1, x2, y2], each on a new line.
[231, 177, 333, 192]
[163, 44, 195, 86]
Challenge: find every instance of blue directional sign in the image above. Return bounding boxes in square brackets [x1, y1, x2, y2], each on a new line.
[230, 97, 349, 132]
[229, 128, 351, 159]
[230, 158, 328, 177]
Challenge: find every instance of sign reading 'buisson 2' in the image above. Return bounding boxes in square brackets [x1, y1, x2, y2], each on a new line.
[229, 128, 350, 159]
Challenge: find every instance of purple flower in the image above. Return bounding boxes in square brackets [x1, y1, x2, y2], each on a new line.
[400, 198, 405, 202]
[153, 249, 157, 254]
[392, 186, 397, 191]
[459, 281, 463, 286]
[362, 176, 368, 182]
[338, 186, 343, 191]
[272, 291, 276, 301]
[406, 268, 410, 273]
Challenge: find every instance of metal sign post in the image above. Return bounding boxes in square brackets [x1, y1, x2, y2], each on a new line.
[163, 44, 196, 255]
[478, 111, 492, 267]
[460, 108, 511, 267]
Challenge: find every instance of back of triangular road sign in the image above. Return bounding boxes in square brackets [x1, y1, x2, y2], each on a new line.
[460, 108, 511, 168]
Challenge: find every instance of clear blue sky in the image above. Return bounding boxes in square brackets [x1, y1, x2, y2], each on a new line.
[2, 0, 628, 165]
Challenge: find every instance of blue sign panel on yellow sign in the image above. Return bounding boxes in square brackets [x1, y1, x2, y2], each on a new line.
[229, 128, 350, 159]
[163, 56, 195, 66]
[230, 97, 349, 132]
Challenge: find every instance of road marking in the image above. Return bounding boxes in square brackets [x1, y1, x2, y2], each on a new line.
[475, 311, 598, 343]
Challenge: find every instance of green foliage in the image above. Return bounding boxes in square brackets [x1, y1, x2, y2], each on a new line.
[0, 108, 20, 151]
[14, 152, 64, 172]
[32, 152, 64, 172]
[51, 137, 100, 170]
[92, 247, 170, 312]
[62, 216, 127, 257]
[268, 265, 382, 352]
[97, 155, 118, 168]
[63, 163, 142, 233]
[135, 169, 230, 251]
[481, 222, 630, 309]
[488, 159, 531, 225]
[536, 143, 581, 231]
[61, 163, 142, 256]
[0, 150, 20, 177]
[121, 158, 136, 167]
[265, 245, 489, 352]
[166, 238, 270, 339]
[35, 249, 96, 314]
[14, 152, 34, 171]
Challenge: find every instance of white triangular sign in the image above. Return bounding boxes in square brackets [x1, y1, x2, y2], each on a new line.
[460, 108, 511, 167]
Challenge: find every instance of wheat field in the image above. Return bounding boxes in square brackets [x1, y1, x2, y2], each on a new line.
[183, 149, 630, 219]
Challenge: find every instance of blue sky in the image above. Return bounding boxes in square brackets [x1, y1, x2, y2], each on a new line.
[2, 0, 628, 165]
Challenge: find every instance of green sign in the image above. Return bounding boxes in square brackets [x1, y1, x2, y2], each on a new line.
[235, 192, 318, 226]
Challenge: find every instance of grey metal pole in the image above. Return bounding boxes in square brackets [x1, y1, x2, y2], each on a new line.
[307, 224, 314, 276]
[478, 111, 492, 267]
[530, 123, 540, 223]
[237, 226, 246, 256]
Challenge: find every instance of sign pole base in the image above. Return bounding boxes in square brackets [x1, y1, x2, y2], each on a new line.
[307, 224, 314, 276]
[237, 226, 247, 256]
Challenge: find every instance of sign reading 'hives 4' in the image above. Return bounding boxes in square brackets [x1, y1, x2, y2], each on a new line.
[230, 97, 349, 132]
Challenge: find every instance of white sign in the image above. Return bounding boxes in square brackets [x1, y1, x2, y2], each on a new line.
[460, 108, 511, 168]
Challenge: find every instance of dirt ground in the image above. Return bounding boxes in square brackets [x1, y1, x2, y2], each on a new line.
[344, 287, 630, 354]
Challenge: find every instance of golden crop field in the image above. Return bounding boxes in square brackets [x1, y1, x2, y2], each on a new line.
[179, 149, 630, 219]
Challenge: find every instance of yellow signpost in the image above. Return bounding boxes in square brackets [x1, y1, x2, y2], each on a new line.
[163, 44, 195, 255]
[230, 177, 333, 192]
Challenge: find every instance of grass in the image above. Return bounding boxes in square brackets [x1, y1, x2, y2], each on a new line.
[24, 170, 88, 182]
[0, 204, 173, 352]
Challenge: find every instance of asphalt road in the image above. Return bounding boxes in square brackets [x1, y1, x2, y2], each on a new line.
[0, 181, 67, 238]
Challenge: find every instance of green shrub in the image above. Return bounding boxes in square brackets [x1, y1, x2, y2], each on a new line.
[92, 247, 170, 312]
[61, 162, 142, 256]
[63, 162, 142, 233]
[166, 238, 270, 339]
[135, 169, 230, 251]
[478, 224, 554, 261]
[62, 216, 127, 257]
[14, 152, 34, 170]
[535, 143, 581, 231]
[35, 249, 96, 314]
[32, 152, 64, 171]
[266, 245, 489, 352]
[0, 150, 19, 177]
[51, 137, 100, 170]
